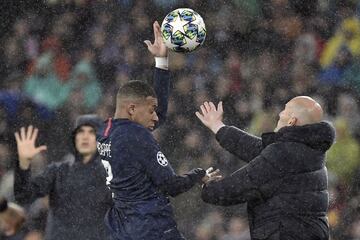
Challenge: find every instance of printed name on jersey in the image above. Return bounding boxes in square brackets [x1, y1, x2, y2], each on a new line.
[97, 141, 112, 157]
[156, 151, 168, 166]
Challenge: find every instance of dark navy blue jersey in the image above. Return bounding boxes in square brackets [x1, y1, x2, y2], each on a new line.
[96, 68, 205, 239]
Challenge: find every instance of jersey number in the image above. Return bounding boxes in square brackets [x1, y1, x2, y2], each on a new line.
[101, 159, 113, 188]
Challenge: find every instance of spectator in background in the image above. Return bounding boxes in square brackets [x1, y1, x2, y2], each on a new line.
[25, 13, 74, 82]
[326, 117, 360, 186]
[194, 211, 225, 240]
[23, 230, 43, 240]
[38, 36, 71, 82]
[221, 217, 250, 240]
[320, 17, 360, 68]
[0, 197, 26, 238]
[67, 48, 102, 114]
[23, 53, 71, 110]
[14, 116, 113, 240]
[0, 18, 37, 78]
[318, 46, 353, 115]
[0, 142, 14, 201]
[343, 55, 360, 97]
[319, 46, 353, 87]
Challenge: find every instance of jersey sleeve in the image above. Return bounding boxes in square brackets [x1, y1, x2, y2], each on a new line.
[131, 128, 205, 197]
[153, 68, 171, 128]
[14, 162, 57, 205]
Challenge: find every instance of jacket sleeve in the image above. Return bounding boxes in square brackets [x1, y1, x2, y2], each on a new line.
[159, 168, 206, 197]
[14, 162, 57, 205]
[133, 129, 205, 197]
[215, 126, 263, 163]
[153, 68, 171, 128]
[201, 144, 283, 206]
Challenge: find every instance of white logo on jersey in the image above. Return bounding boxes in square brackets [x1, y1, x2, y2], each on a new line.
[101, 159, 113, 188]
[157, 151, 168, 166]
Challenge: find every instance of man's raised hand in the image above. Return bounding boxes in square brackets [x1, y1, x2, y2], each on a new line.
[144, 21, 167, 58]
[195, 101, 225, 134]
[14, 126, 47, 170]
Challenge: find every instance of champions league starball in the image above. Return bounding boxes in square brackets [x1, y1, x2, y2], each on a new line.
[161, 8, 206, 53]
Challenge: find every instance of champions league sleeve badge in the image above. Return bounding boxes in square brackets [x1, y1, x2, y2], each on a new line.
[157, 151, 168, 167]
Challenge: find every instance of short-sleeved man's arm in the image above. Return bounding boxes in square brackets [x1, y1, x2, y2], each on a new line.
[153, 68, 171, 127]
[215, 126, 263, 163]
[14, 163, 57, 205]
[202, 145, 283, 205]
[134, 130, 205, 197]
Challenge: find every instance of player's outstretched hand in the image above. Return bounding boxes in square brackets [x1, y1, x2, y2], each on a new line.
[14, 125, 47, 170]
[144, 21, 167, 57]
[196, 101, 225, 134]
[202, 167, 222, 184]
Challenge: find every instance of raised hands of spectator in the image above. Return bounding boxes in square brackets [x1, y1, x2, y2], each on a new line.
[14, 126, 47, 170]
[196, 101, 225, 134]
[202, 167, 222, 184]
[144, 21, 168, 58]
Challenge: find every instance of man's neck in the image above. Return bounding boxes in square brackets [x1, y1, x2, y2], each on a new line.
[114, 109, 130, 120]
[82, 154, 93, 164]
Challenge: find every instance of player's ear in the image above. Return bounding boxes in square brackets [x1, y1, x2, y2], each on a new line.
[127, 103, 136, 116]
[288, 116, 297, 126]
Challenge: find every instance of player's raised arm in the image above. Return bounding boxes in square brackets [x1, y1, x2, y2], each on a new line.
[144, 21, 170, 127]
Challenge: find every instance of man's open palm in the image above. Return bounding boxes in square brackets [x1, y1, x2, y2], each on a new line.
[196, 101, 224, 131]
[14, 125, 47, 169]
[144, 21, 167, 57]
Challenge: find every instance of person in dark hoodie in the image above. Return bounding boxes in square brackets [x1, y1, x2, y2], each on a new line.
[13, 114, 113, 240]
[196, 96, 335, 240]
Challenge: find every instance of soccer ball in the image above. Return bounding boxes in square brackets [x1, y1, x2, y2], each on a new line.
[161, 8, 206, 53]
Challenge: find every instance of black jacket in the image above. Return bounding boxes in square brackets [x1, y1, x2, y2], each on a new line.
[14, 153, 113, 240]
[202, 122, 335, 240]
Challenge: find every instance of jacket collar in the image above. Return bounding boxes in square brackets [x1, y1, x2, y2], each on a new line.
[261, 121, 335, 152]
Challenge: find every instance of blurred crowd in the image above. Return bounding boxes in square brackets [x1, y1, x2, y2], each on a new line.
[1, 0, 360, 239]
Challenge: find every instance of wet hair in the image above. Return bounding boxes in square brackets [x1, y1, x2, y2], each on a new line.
[117, 80, 156, 102]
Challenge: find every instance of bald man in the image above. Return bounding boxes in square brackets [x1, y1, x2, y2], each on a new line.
[196, 96, 335, 240]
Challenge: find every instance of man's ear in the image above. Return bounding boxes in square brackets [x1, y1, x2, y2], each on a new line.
[288, 116, 297, 126]
[127, 103, 136, 116]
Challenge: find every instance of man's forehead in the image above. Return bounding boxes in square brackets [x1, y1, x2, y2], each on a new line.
[145, 96, 158, 106]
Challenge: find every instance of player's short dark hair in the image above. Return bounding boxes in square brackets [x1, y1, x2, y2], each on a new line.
[117, 80, 157, 101]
